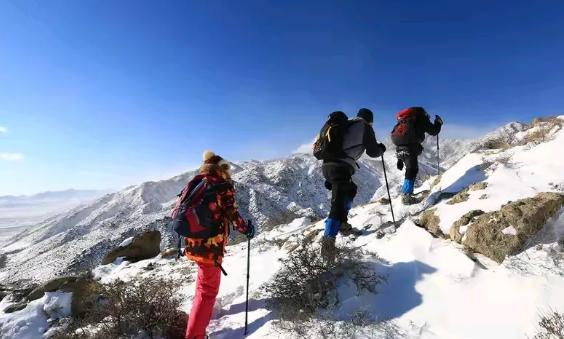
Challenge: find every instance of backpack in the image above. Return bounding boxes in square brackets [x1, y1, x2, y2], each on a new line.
[313, 111, 349, 160]
[391, 107, 425, 146]
[171, 176, 229, 240]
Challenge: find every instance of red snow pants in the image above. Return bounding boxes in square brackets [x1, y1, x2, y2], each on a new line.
[185, 262, 222, 339]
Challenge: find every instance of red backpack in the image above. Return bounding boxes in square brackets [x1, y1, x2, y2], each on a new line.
[171, 175, 229, 239]
[391, 107, 425, 145]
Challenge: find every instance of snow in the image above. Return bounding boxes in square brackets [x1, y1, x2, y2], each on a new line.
[0, 292, 72, 339]
[1, 117, 564, 338]
[119, 236, 134, 247]
[502, 226, 518, 236]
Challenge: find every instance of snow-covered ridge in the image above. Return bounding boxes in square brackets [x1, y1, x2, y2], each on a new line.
[0, 139, 467, 284]
[1, 116, 564, 339]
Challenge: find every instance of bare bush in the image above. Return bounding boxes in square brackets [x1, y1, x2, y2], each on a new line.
[263, 240, 386, 330]
[534, 311, 564, 339]
[481, 137, 511, 150]
[52, 276, 185, 339]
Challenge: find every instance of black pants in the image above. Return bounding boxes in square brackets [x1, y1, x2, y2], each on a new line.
[397, 144, 423, 181]
[322, 162, 357, 222]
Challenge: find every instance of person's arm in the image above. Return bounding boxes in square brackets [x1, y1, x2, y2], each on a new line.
[423, 114, 442, 136]
[363, 124, 386, 158]
[220, 183, 248, 234]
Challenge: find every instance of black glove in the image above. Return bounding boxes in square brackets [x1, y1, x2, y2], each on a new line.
[379, 143, 386, 154]
[435, 115, 443, 126]
[245, 220, 255, 239]
[397, 159, 404, 170]
[324, 180, 332, 191]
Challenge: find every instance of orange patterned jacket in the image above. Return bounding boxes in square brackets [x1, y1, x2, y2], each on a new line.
[183, 173, 247, 265]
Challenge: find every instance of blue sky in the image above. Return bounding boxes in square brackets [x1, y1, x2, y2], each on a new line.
[1, 0, 563, 195]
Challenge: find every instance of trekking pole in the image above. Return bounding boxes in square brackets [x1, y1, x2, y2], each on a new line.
[381, 154, 396, 227]
[436, 134, 440, 176]
[244, 236, 251, 335]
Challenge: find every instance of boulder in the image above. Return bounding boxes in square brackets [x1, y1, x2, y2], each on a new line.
[449, 210, 485, 242]
[447, 189, 470, 205]
[160, 247, 179, 259]
[418, 208, 444, 238]
[4, 301, 28, 313]
[24, 276, 103, 317]
[102, 230, 161, 265]
[469, 182, 488, 191]
[461, 192, 564, 263]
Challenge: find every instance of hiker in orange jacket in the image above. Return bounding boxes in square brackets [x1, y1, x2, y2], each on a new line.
[178, 151, 255, 339]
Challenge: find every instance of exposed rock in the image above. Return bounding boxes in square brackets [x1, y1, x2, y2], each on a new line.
[4, 301, 28, 313]
[436, 191, 457, 203]
[23, 276, 103, 317]
[449, 210, 485, 242]
[102, 230, 161, 265]
[378, 197, 390, 205]
[418, 209, 444, 238]
[447, 188, 470, 205]
[160, 247, 179, 259]
[469, 182, 488, 191]
[0, 253, 6, 269]
[27, 276, 80, 301]
[479, 194, 488, 200]
[462, 192, 564, 263]
[303, 228, 322, 243]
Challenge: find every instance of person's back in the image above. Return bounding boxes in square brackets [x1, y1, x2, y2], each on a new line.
[391, 107, 443, 204]
[320, 108, 386, 262]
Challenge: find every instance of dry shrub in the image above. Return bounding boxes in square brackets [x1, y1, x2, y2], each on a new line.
[52, 276, 185, 339]
[481, 137, 511, 150]
[263, 240, 386, 328]
[534, 311, 564, 339]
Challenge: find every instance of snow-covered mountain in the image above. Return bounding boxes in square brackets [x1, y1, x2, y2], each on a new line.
[0, 136, 471, 285]
[0, 190, 108, 245]
[1, 116, 563, 339]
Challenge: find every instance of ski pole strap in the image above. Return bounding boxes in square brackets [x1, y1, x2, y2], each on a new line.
[215, 260, 228, 276]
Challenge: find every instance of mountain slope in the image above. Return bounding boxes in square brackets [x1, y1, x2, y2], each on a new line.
[0, 138, 470, 284]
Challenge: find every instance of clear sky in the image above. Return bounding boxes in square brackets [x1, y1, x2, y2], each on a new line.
[1, 0, 563, 195]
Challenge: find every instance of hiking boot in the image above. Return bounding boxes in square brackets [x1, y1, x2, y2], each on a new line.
[402, 194, 418, 205]
[321, 236, 336, 265]
[339, 222, 362, 237]
[339, 222, 353, 235]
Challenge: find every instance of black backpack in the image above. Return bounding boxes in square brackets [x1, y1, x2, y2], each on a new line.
[313, 111, 349, 160]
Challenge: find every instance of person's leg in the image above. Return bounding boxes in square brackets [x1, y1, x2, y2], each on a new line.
[339, 181, 357, 233]
[186, 263, 222, 339]
[323, 164, 352, 237]
[402, 154, 418, 195]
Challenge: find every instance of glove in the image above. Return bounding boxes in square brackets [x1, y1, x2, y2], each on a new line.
[397, 159, 404, 170]
[324, 180, 332, 191]
[435, 115, 443, 126]
[379, 143, 386, 154]
[245, 220, 255, 239]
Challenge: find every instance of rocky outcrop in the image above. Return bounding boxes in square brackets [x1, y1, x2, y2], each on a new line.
[17, 276, 103, 317]
[453, 192, 564, 263]
[102, 230, 161, 265]
[449, 210, 485, 243]
[418, 209, 444, 238]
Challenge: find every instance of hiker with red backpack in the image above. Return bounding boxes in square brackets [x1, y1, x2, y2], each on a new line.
[313, 108, 386, 262]
[171, 151, 255, 339]
[391, 107, 443, 204]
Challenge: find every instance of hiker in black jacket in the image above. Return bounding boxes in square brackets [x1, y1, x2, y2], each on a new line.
[321, 108, 386, 262]
[391, 107, 443, 204]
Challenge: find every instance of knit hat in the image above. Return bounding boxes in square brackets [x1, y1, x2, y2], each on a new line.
[357, 108, 374, 123]
[202, 150, 230, 170]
